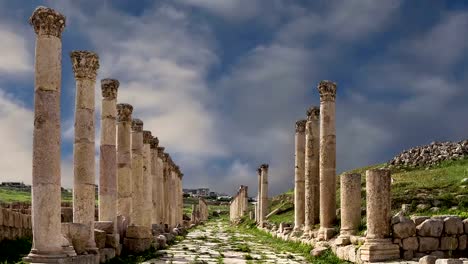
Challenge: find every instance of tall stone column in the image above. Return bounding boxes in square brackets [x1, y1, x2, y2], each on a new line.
[178, 171, 184, 226]
[304, 106, 320, 234]
[259, 164, 269, 227]
[99, 79, 119, 229]
[26, 7, 72, 262]
[117, 103, 133, 222]
[336, 173, 361, 246]
[157, 147, 166, 225]
[150, 139, 161, 225]
[294, 120, 306, 233]
[256, 168, 261, 223]
[70, 50, 99, 252]
[130, 119, 144, 226]
[142, 131, 153, 228]
[317, 80, 337, 240]
[162, 153, 170, 227]
[360, 169, 399, 262]
[170, 164, 177, 227]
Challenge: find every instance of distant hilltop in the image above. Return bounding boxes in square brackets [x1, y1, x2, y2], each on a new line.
[387, 140, 468, 169]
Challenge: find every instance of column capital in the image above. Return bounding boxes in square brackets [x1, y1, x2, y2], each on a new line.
[295, 119, 307, 133]
[306, 106, 320, 121]
[101, 79, 119, 100]
[143, 130, 152, 144]
[131, 119, 143, 132]
[260, 164, 269, 170]
[29, 6, 66, 38]
[257, 168, 262, 175]
[317, 80, 337, 102]
[70, 51, 100, 80]
[116, 103, 133, 122]
[150, 137, 159, 149]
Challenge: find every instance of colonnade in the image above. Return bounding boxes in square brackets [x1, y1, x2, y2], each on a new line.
[229, 185, 248, 221]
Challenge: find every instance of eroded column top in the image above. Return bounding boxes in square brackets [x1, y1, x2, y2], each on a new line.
[101, 79, 119, 100]
[157, 147, 165, 158]
[150, 137, 159, 149]
[143, 130, 152, 144]
[295, 119, 307, 133]
[257, 168, 262, 176]
[306, 106, 320, 121]
[260, 163, 269, 170]
[131, 119, 143, 132]
[29, 6, 66, 38]
[317, 80, 337, 102]
[117, 103, 133, 122]
[70, 51, 100, 80]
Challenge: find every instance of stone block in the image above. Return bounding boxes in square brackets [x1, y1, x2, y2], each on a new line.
[439, 237, 458, 251]
[347, 245, 357, 263]
[419, 237, 440, 252]
[95, 221, 114, 234]
[463, 219, 468, 233]
[0, 208, 3, 226]
[105, 234, 119, 249]
[444, 217, 463, 235]
[393, 238, 402, 247]
[403, 250, 414, 260]
[359, 239, 400, 262]
[419, 255, 438, 264]
[7, 210, 14, 227]
[311, 246, 327, 257]
[435, 259, 463, 264]
[155, 234, 167, 249]
[393, 219, 416, 238]
[403, 237, 419, 251]
[458, 234, 467, 250]
[123, 237, 152, 254]
[99, 248, 116, 263]
[430, 251, 444, 258]
[417, 219, 444, 237]
[14, 212, 22, 228]
[335, 236, 351, 246]
[125, 225, 152, 239]
[94, 229, 107, 249]
[62, 222, 90, 254]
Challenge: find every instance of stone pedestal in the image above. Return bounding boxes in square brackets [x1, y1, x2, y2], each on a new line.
[70, 50, 100, 253]
[359, 169, 399, 262]
[117, 104, 133, 224]
[26, 7, 76, 263]
[294, 120, 306, 232]
[336, 173, 361, 246]
[318, 80, 337, 240]
[259, 164, 269, 227]
[304, 106, 320, 233]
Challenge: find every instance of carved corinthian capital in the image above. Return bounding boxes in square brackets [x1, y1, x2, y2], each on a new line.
[143, 130, 152, 144]
[306, 106, 320, 121]
[150, 137, 159, 149]
[29, 6, 66, 38]
[131, 119, 144, 132]
[295, 119, 307, 133]
[101, 79, 119, 100]
[317, 80, 337, 102]
[116, 103, 133, 122]
[70, 51, 100, 80]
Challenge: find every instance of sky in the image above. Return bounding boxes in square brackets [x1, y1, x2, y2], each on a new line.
[0, 0, 468, 196]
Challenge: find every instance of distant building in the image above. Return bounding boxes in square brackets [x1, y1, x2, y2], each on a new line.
[0, 182, 31, 191]
[183, 188, 211, 197]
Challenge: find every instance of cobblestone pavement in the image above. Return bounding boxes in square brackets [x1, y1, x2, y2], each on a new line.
[145, 219, 307, 263]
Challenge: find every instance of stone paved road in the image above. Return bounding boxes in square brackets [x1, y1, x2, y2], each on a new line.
[144, 219, 307, 264]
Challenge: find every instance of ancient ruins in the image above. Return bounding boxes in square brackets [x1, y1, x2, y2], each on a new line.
[21, 6, 188, 263]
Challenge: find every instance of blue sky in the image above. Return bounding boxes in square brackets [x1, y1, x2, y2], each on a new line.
[0, 0, 468, 195]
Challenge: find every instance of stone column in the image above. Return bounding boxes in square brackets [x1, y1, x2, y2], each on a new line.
[142, 131, 153, 228]
[170, 164, 177, 227]
[317, 80, 337, 240]
[150, 138, 160, 225]
[99, 79, 119, 228]
[26, 7, 72, 262]
[336, 173, 361, 246]
[259, 164, 269, 227]
[157, 147, 165, 225]
[178, 172, 184, 226]
[304, 106, 320, 234]
[162, 153, 170, 227]
[360, 169, 399, 262]
[117, 103, 133, 222]
[294, 120, 306, 233]
[70, 50, 99, 252]
[256, 168, 261, 223]
[130, 119, 144, 226]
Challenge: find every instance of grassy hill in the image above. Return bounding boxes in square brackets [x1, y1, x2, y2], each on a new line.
[267, 158, 468, 225]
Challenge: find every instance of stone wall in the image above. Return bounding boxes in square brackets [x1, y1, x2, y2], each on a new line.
[0, 208, 32, 242]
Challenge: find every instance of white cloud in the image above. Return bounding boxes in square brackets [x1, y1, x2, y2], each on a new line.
[0, 23, 32, 76]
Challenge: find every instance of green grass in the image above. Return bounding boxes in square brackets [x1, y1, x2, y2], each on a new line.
[0, 238, 32, 263]
[0, 187, 73, 204]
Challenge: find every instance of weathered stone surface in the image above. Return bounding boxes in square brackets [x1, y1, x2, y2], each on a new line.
[94, 229, 106, 249]
[393, 219, 416, 238]
[418, 237, 439, 252]
[458, 234, 467, 250]
[95, 221, 114, 234]
[417, 219, 444, 237]
[412, 216, 430, 226]
[403, 250, 414, 260]
[444, 217, 463, 235]
[402, 236, 419, 251]
[311, 246, 328, 257]
[105, 234, 119, 249]
[155, 234, 167, 249]
[126, 225, 152, 239]
[439, 236, 458, 251]
[123, 238, 152, 253]
[99, 248, 115, 263]
[434, 259, 463, 264]
[419, 255, 438, 264]
[62, 223, 90, 254]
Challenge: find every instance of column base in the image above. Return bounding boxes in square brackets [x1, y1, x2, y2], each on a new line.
[24, 252, 97, 264]
[359, 238, 399, 263]
[318, 227, 336, 241]
[335, 235, 351, 246]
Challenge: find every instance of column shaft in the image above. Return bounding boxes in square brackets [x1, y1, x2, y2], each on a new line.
[259, 164, 269, 226]
[130, 119, 144, 226]
[256, 169, 261, 223]
[294, 120, 306, 231]
[304, 107, 320, 232]
[28, 7, 68, 258]
[117, 104, 133, 222]
[142, 131, 153, 228]
[340, 173, 361, 236]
